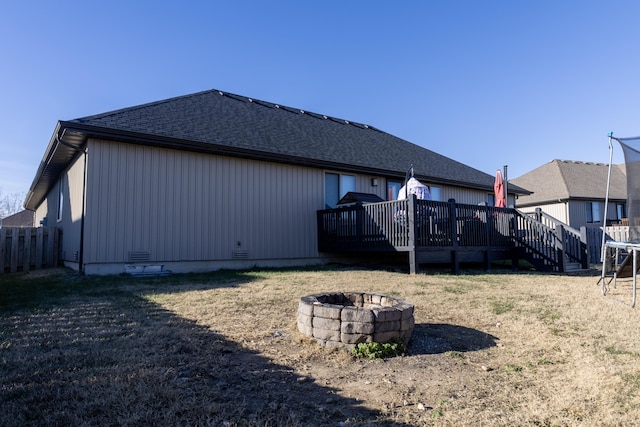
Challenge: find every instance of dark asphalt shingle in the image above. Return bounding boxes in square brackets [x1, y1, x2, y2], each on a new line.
[69, 89, 522, 192]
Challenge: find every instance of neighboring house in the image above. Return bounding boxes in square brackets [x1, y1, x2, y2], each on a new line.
[25, 89, 529, 274]
[510, 159, 627, 229]
[0, 210, 34, 228]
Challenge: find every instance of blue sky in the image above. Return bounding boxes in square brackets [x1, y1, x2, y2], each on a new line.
[1, 1, 638, 198]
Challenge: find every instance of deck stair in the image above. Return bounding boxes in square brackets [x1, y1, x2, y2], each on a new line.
[515, 209, 589, 273]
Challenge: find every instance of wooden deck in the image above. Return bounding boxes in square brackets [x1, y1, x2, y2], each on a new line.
[317, 197, 588, 274]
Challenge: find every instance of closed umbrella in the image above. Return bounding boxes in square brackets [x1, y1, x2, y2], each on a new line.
[494, 170, 506, 207]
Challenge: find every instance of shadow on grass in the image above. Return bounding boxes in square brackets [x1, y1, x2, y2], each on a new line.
[409, 323, 498, 355]
[0, 271, 411, 426]
[0, 268, 265, 311]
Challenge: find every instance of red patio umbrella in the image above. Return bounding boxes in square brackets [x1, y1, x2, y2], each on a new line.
[494, 170, 506, 208]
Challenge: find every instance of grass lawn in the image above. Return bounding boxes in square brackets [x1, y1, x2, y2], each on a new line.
[1, 265, 640, 426]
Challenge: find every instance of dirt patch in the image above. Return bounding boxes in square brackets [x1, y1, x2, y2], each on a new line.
[2, 266, 640, 426]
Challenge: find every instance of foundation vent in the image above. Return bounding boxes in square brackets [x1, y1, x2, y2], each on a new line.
[128, 251, 150, 263]
[232, 249, 249, 259]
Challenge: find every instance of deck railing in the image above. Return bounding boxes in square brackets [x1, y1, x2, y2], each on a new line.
[317, 197, 517, 252]
[318, 197, 588, 272]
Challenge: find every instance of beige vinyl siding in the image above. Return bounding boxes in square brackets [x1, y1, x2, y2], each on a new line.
[84, 139, 326, 265]
[441, 186, 493, 206]
[34, 152, 85, 263]
[34, 197, 48, 227]
[518, 202, 570, 225]
[538, 203, 569, 224]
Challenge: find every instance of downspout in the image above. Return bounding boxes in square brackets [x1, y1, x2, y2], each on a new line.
[78, 146, 88, 274]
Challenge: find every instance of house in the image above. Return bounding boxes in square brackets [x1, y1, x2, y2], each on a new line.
[24, 89, 529, 275]
[0, 210, 34, 228]
[510, 159, 627, 229]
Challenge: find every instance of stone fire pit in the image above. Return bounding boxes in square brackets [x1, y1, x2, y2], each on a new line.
[297, 292, 415, 348]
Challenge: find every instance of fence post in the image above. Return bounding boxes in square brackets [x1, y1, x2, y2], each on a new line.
[23, 228, 31, 273]
[0, 229, 5, 273]
[35, 228, 44, 269]
[355, 203, 363, 247]
[555, 224, 566, 273]
[408, 195, 419, 274]
[448, 199, 459, 274]
[580, 226, 589, 269]
[10, 228, 19, 273]
[535, 207, 542, 223]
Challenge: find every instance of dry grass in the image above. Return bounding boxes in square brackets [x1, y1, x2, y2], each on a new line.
[2, 265, 640, 426]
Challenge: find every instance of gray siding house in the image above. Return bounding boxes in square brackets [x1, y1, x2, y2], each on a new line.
[511, 159, 627, 228]
[25, 89, 527, 274]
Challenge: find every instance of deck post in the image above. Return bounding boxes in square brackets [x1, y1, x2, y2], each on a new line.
[408, 194, 419, 274]
[579, 226, 589, 269]
[483, 250, 491, 271]
[448, 199, 460, 274]
[555, 223, 566, 273]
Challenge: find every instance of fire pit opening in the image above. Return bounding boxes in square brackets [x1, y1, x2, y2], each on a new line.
[297, 292, 414, 348]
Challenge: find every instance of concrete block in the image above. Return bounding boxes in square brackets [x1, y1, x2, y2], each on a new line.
[313, 317, 340, 331]
[313, 327, 341, 342]
[341, 332, 373, 344]
[313, 304, 342, 320]
[375, 320, 401, 333]
[373, 307, 402, 322]
[341, 306, 374, 323]
[341, 321, 375, 335]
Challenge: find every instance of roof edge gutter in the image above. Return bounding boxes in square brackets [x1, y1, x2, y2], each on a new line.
[24, 122, 87, 211]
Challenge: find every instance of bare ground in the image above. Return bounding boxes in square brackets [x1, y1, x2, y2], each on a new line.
[2, 265, 640, 426]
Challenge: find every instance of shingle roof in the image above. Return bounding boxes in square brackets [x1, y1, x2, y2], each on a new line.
[510, 159, 627, 206]
[26, 89, 528, 210]
[1, 209, 34, 228]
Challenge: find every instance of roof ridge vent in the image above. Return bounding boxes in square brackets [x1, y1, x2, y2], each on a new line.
[248, 98, 253, 102]
[218, 91, 224, 96]
[300, 110, 305, 114]
[275, 104, 280, 109]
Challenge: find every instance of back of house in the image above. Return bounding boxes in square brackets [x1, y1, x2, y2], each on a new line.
[25, 89, 527, 274]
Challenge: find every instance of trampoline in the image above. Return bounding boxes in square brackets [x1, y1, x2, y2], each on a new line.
[600, 133, 640, 307]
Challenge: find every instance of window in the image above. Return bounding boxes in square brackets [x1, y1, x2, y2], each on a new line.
[617, 203, 626, 220]
[487, 194, 496, 207]
[387, 181, 402, 201]
[429, 186, 442, 201]
[325, 173, 356, 208]
[586, 202, 601, 223]
[57, 177, 64, 222]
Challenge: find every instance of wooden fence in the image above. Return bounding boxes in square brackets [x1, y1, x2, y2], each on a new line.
[0, 227, 60, 274]
[587, 225, 629, 263]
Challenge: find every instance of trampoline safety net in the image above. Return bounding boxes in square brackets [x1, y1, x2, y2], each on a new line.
[617, 136, 640, 242]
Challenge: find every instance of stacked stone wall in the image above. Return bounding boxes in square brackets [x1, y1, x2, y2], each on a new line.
[297, 292, 414, 348]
